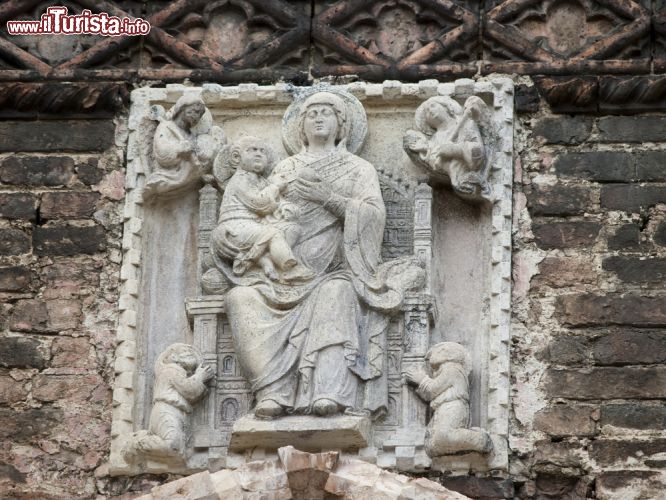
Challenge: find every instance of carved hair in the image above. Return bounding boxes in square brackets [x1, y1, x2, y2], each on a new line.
[297, 92, 349, 147]
[154, 343, 200, 374]
[426, 341, 472, 375]
[167, 94, 205, 121]
[414, 96, 463, 136]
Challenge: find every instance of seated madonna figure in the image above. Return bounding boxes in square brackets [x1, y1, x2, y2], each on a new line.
[213, 91, 424, 419]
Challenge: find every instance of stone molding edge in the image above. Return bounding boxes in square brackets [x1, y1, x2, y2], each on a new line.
[110, 79, 513, 475]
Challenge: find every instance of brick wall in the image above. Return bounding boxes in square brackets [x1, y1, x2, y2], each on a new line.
[2, 0, 666, 497]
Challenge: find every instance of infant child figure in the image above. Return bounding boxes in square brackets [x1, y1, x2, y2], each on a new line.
[212, 136, 312, 282]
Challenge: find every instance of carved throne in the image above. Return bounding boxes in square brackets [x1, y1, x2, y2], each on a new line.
[185, 172, 435, 470]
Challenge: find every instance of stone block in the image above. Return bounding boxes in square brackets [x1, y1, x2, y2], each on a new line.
[597, 471, 666, 500]
[601, 403, 666, 430]
[439, 477, 514, 499]
[533, 257, 596, 288]
[0, 121, 115, 152]
[534, 405, 596, 437]
[0, 228, 30, 256]
[0, 156, 75, 186]
[590, 439, 666, 466]
[603, 256, 666, 283]
[547, 336, 588, 365]
[51, 336, 91, 368]
[601, 184, 666, 212]
[145, 471, 219, 500]
[544, 367, 666, 399]
[598, 116, 666, 143]
[9, 299, 50, 332]
[40, 192, 100, 219]
[525, 184, 592, 216]
[33, 225, 106, 256]
[535, 474, 590, 498]
[654, 221, 666, 246]
[229, 415, 371, 452]
[0, 193, 37, 220]
[533, 117, 592, 144]
[608, 224, 640, 250]
[533, 221, 601, 249]
[556, 294, 666, 327]
[514, 84, 539, 113]
[0, 267, 33, 292]
[76, 159, 103, 185]
[0, 375, 28, 404]
[0, 336, 48, 369]
[32, 374, 102, 403]
[592, 330, 666, 365]
[0, 407, 63, 442]
[554, 152, 632, 182]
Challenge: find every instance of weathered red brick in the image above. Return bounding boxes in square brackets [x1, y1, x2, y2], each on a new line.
[0, 193, 37, 221]
[51, 337, 91, 368]
[556, 294, 666, 327]
[0, 121, 115, 152]
[32, 374, 102, 403]
[544, 367, 666, 399]
[533, 221, 601, 249]
[534, 405, 596, 437]
[0, 375, 28, 404]
[533, 257, 596, 288]
[0, 229, 30, 256]
[9, 300, 49, 332]
[0, 407, 63, 442]
[40, 192, 100, 219]
[547, 336, 587, 364]
[33, 225, 106, 256]
[0, 267, 33, 293]
[592, 329, 666, 365]
[590, 439, 666, 466]
[0, 156, 75, 186]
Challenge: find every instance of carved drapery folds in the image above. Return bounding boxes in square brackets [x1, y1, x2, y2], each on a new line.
[113, 80, 513, 477]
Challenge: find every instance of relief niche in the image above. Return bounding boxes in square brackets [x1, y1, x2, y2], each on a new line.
[112, 80, 513, 478]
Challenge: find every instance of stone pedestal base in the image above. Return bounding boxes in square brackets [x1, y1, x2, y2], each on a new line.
[229, 415, 371, 452]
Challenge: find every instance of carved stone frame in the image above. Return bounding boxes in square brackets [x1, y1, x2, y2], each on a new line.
[111, 79, 513, 476]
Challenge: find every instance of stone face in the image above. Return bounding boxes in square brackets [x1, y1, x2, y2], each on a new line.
[596, 471, 666, 500]
[590, 439, 666, 466]
[0, 156, 75, 186]
[533, 221, 601, 249]
[33, 225, 106, 256]
[0, 407, 64, 442]
[439, 477, 514, 499]
[533, 117, 592, 144]
[556, 294, 666, 327]
[534, 405, 596, 437]
[76, 159, 103, 185]
[0, 336, 48, 369]
[0, 121, 115, 152]
[544, 367, 666, 399]
[533, 257, 596, 288]
[547, 336, 587, 365]
[229, 415, 372, 452]
[40, 192, 100, 219]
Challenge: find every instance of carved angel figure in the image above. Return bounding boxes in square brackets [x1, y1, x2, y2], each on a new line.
[405, 342, 492, 456]
[403, 96, 491, 202]
[123, 343, 214, 464]
[211, 136, 313, 282]
[143, 94, 225, 203]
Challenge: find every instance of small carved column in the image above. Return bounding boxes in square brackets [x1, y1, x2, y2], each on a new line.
[186, 299, 223, 449]
[197, 184, 220, 294]
[385, 183, 434, 470]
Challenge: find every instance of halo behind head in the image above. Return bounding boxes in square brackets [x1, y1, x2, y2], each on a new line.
[282, 88, 368, 155]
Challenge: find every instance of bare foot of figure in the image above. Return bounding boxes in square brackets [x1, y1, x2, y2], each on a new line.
[259, 256, 279, 281]
[312, 398, 340, 416]
[255, 399, 284, 419]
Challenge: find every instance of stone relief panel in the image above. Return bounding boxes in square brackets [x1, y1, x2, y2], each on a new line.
[112, 80, 513, 478]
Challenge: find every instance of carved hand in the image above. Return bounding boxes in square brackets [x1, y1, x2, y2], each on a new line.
[293, 178, 331, 204]
[404, 366, 427, 385]
[195, 364, 215, 383]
